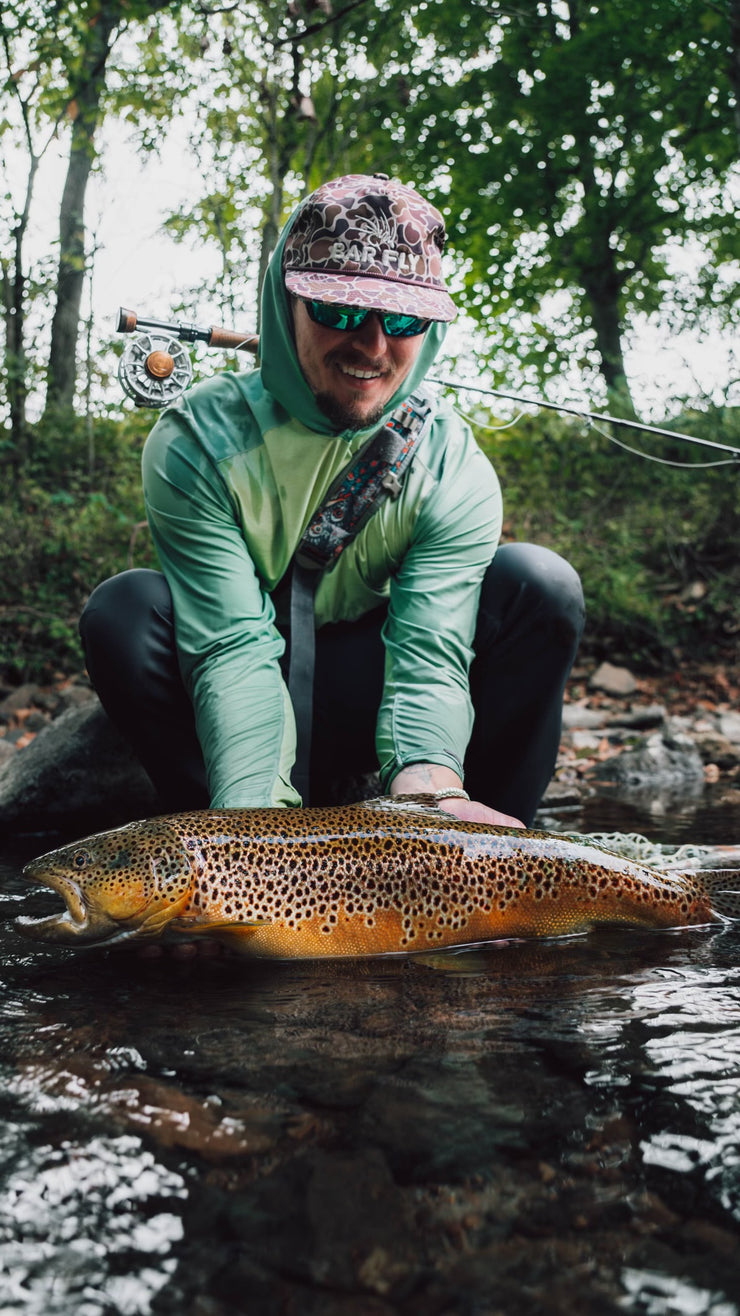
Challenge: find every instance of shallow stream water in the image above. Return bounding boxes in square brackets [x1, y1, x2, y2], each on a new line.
[1, 789, 739, 1315]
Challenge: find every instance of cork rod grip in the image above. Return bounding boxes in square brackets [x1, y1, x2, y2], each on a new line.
[208, 327, 259, 353]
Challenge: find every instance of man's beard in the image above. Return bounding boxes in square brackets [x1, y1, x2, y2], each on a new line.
[314, 389, 388, 433]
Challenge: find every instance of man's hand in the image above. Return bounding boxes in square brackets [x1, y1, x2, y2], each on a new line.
[389, 762, 525, 829]
[436, 796, 525, 828]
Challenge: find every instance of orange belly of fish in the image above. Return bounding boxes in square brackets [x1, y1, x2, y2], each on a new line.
[197, 885, 715, 959]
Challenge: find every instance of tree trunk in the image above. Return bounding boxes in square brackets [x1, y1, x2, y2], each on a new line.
[575, 271, 638, 417]
[581, 255, 637, 419]
[256, 46, 304, 327]
[44, 3, 118, 414]
[568, 46, 637, 419]
[3, 156, 38, 471]
[257, 86, 286, 326]
[729, 0, 740, 153]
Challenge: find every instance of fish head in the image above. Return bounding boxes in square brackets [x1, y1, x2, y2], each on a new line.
[17, 817, 195, 946]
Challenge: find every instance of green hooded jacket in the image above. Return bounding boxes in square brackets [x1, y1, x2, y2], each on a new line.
[141, 215, 502, 808]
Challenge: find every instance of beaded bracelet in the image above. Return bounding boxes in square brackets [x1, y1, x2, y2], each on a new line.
[430, 788, 470, 802]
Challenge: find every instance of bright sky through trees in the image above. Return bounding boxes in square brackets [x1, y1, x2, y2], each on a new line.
[11, 121, 736, 424]
[2, 0, 738, 430]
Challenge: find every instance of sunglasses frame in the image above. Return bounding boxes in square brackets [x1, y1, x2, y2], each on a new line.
[302, 298, 431, 338]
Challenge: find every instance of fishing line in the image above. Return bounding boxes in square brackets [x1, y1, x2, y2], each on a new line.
[456, 400, 734, 464]
[115, 308, 738, 467]
[429, 376, 740, 466]
[584, 418, 738, 469]
[454, 407, 528, 433]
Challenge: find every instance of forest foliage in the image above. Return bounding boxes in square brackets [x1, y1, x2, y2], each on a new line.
[1, 0, 738, 681]
[4, 397, 738, 683]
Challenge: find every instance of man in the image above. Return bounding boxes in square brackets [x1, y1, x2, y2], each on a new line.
[81, 174, 584, 827]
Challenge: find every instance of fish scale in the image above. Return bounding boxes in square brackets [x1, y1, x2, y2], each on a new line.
[16, 797, 738, 957]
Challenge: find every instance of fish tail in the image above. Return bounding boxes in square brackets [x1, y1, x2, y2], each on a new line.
[701, 870, 740, 922]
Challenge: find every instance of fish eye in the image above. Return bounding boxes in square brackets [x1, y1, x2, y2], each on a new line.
[72, 849, 91, 870]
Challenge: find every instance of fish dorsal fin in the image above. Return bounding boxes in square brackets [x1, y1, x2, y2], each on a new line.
[361, 793, 444, 815]
[701, 870, 740, 922]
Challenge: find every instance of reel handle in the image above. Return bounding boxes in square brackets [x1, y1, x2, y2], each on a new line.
[116, 307, 139, 334]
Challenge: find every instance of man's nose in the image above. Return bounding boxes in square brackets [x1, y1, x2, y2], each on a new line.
[348, 312, 387, 352]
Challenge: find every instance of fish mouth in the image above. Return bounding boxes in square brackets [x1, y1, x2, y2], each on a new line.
[16, 866, 98, 943]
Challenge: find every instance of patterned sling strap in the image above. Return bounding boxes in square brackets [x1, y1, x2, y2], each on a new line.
[288, 392, 433, 803]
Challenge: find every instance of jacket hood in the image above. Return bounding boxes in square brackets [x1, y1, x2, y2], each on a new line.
[259, 204, 449, 438]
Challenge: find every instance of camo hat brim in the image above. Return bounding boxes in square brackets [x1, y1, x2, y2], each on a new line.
[283, 174, 457, 322]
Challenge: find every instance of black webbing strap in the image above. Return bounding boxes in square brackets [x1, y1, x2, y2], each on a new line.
[288, 392, 432, 803]
[288, 562, 319, 804]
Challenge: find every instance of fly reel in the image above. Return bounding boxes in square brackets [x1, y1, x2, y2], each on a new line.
[116, 307, 259, 409]
[118, 330, 194, 408]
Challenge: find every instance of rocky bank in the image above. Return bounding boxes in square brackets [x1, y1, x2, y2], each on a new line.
[1, 660, 739, 837]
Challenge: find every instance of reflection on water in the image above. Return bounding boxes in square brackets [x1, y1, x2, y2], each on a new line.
[1, 795, 739, 1314]
[621, 1267, 739, 1316]
[0, 1133, 184, 1316]
[556, 786, 740, 848]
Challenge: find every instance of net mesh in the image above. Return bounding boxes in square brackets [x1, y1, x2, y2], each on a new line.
[576, 832, 740, 871]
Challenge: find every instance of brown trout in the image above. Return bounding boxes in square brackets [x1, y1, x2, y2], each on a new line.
[16, 797, 740, 957]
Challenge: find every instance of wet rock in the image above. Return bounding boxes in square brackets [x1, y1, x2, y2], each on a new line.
[681, 1218, 740, 1256]
[282, 1057, 381, 1109]
[224, 1148, 421, 1298]
[102, 1076, 281, 1158]
[589, 663, 638, 697]
[188, 1259, 398, 1316]
[0, 698, 158, 836]
[360, 1058, 526, 1182]
[306, 1149, 418, 1295]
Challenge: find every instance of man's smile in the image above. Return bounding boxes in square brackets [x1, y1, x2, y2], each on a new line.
[335, 361, 385, 382]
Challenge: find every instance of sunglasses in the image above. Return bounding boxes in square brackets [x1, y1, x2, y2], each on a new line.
[303, 298, 431, 338]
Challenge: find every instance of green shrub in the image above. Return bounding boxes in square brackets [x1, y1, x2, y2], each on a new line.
[1, 410, 158, 682]
[2, 401, 738, 683]
[474, 404, 740, 666]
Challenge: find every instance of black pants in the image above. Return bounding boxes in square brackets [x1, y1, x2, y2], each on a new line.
[79, 544, 584, 826]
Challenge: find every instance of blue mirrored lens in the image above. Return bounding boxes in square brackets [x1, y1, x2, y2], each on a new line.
[307, 302, 366, 331]
[382, 313, 431, 337]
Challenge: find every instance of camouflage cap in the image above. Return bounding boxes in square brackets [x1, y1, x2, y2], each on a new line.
[283, 174, 457, 322]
